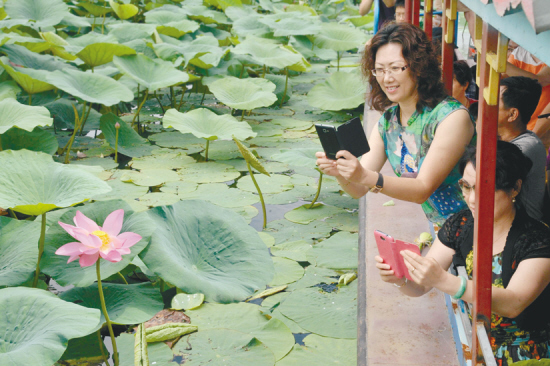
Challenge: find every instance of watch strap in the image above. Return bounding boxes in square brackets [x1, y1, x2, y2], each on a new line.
[369, 173, 384, 193]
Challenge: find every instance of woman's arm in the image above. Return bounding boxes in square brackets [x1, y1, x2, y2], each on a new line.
[337, 109, 474, 203]
[359, 0, 375, 16]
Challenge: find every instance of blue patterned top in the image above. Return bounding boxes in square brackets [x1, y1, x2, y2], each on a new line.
[377, 97, 475, 225]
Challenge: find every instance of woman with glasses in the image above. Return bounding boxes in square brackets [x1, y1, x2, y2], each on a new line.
[316, 23, 475, 227]
[376, 141, 550, 364]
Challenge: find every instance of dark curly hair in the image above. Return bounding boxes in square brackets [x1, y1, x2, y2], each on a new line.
[361, 22, 447, 113]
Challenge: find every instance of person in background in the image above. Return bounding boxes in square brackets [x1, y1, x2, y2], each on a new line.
[497, 77, 546, 221]
[453, 60, 477, 118]
[359, 0, 396, 32]
[394, 0, 406, 23]
[376, 141, 550, 365]
[316, 23, 475, 227]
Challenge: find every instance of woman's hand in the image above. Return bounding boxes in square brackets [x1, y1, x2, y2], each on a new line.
[315, 152, 340, 177]
[401, 250, 447, 288]
[335, 150, 369, 184]
[374, 255, 404, 285]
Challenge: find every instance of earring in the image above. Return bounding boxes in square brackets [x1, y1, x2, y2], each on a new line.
[512, 197, 516, 203]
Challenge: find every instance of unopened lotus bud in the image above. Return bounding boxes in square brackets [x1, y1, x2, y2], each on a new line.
[115, 122, 120, 129]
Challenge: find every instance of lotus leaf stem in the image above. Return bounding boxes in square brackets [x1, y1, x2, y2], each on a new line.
[280, 68, 289, 108]
[0, 136, 2, 151]
[170, 86, 175, 109]
[309, 171, 323, 208]
[153, 91, 165, 114]
[159, 278, 165, 293]
[114, 125, 119, 163]
[101, 1, 107, 34]
[262, 65, 266, 78]
[79, 103, 93, 136]
[28, 94, 32, 106]
[239, 65, 245, 79]
[117, 272, 128, 285]
[177, 86, 187, 110]
[337, 51, 340, 71]
[205, 139, 210, 161]
[200, 91, 206, 105]
[247, 162, 267, 229]
[97, 330, 111, 366]
[8, 208, 16, 218]
[132, 89, 148, 127]
[97, 260, 119, 366]
[241, 109, 245, 121]
[64, 102, 85, 164]
[32, 213, 46, 288]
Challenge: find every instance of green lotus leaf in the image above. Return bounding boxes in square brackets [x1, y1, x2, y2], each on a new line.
[171, 293, 205, 310]
[140, 200, 275, 303]
[153, 36, 226, 69]
[99, 113, 154, 158]
[130, 153, 195, 170]
[264, 74, 293, 104]
[232, 36, 303, 69]
[160, 181, 198, 195]
[278, 281, 357, 338]
[307, 71, 367, 111]
[270, 240, 312, 262]
[259, 12, 321, 37]
[0, 44, 74, 72]
[0, 59, 54, 94]
[231, 15, 271, 37]
[157, 19, 200, 38]
[117, 333, 177, 366]
[120, 169, 180, 187]
[207, 76, 277, 110]
[149, 131, 204, 149]
[164, 108, 256, 141]
[40, 200, 156, 286]
[136, 192, 179, 207]
[46, 98, 102, 131]
[144, 9, 188, 24]
[270, 257, 304, 286]
[109, 0, 138, 19]
[276, 335, 357, 365]
[306, 231, 358, 270]
[216, 0, 242, 11]
[1, 126, 58, 154]
[0, 98, 52, 134]
[175, 329, 274, 365]
[0, 217, 40, 286]
[265, 219, 332, 244]
[67, 32, 117, 48]
[0, 81, 20, 101]
[177, 183, 260, 208]
[78, 2, 113, 17]
[47, 69, 134, 106]
[75, 157, 118, 170]
[0, 287, 100, 366]
[285, 265, 339, 291]
[107, 23, 157, 43]
[324, 210, 359, 232]
[178, 162, 241, 184]
[197, 139, 243, 160]
[58, 332, 109, 365]
[60, 282, 164, 325]
[4, 0, 69, 28]
[290, 35, 337, 60]
[186, 5, 229, 25]
[271, 148, 318, 167]
[113, 54, 189, 91]
[92, 179, 149, 202]
[237, 174, 293, 194]
[314, 22, 368, 51]
[0, 149, 111, 215]
[285, 204, 345, 225]
[233, 136, 269, 176]
[76, 43, 136, 68]
[185, 303, 293, 361]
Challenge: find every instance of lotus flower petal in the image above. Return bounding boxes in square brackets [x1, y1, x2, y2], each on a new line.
[79, 252, 100, 267]
[73, 211, 101, 233]
[116, 231, 142, 249]
[102, 209, 124, 236]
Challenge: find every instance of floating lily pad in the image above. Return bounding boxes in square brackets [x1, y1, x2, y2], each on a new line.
[138, 192, 180, 207]
[75, 157, 118, 170]
[149, 131, 205, 149]
[92, 179, 149, 202]
[0, 217, 40, 287]
[277, 335, 357, 365]
[141, 200, 274, 303]
[270, 240, 312, 262]
[200, 140, 246, 161]
[324, 211, 359, 232]
[278, 282, 357, 338]
[263, 186, 313, 205]
[248, 285, 287, 301]
[185, 303, 294, 361]
[178, 162, 240, 183]
[284, 204, 344, 225]
[129, 153, 196, 170]
[171, 293, 205, 310]
[229, 205, 258, 223]
[306, 231, 358, 270]
[271, 148, 318, 167]
[177, 183, 259, 208]
[269, 257, 304, 286]
[264, 219, 332, 244]
[237, 174, 293, 194]
[60, 282, 164, 325]
[285, 265, 339, 291]
[117, 333, 177, 366]
[259, 232, 275, 247]
[160, 181, 198, 195]
[120, 168, 180, 187]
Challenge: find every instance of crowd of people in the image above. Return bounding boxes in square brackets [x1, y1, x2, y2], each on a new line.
[315, 4, 550, 364]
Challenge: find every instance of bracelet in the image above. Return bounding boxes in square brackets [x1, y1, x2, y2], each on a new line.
[393, 279, 407, 288]
[452, 276, 467, 299]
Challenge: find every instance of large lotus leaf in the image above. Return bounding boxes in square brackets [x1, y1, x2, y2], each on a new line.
[58, 332, 109, 365]
[4, 0, 69, 29]
[207, 77, 277, 110]
[117, 333, 177, 366]
[163, 108, 256, 141]
[270, 240, 311, 262]
[0, 44, 74, 72]
[1, 126, 58, 154]
[107, 23, 157, 43]
[113, 54, 189, 91]
[307, 71, 366, 111]
[0, 217, 40, 286]
[186, 6, 229, 25]
[178, 162, 240, 183]
[157, 19, 200, 38]
[76, 43, 136, 68]
[0, 150, 111, 215]
[185, 303, 294, 361]
[140, 200, 275, 303]
[120, 169, 180, 187]
[276, 335, 356, 365]
[278, 281, 357, 338]
[40, 200, 156, 287]
[92, 179, 149, 202]
[129, 153, 195, 170]
[0, 59, 54, 94]
[175, 329, 274, 365]
[306, 231, 358, 270]
[271, 148, 318, 167]
[109, 0, 138, 19]
[99, 113, 154, 158]
[290, 35, 337, 60]
[67, 32, 117, 48]
[160, 181, 198, 195]
[232, 36, 303, 69]
[237, 174, 293, 194]
[265, 219, 332, 244]
[231, 14, 271, 37]
[0, 287, 100, 366]
[46, 98, 101, 131]
[78, 2, 113, 16]
[0, 81, 20, 101]
[144, 9, 189, 24]
[177, 183, 259, 208]
[285, 265, 339, 291]
[60, 282, 163, 325]
[270, 257, 304, 286]
[0, 98, 52, 134]
[314, 23, 368, 51]
[47, 69, 133, 106]
[198, 140, 245, 161]
[137, 192, 179, 207]
[149, 131, 204, 149]
[259, 12, 321, 37]
[153, 36, 226, 69]
[285, 204, 345, 225]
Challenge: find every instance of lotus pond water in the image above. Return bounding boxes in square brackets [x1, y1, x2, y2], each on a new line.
[0, 0, 373, 365]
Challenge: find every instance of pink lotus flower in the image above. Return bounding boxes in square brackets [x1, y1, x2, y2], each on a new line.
[55, 209, 142, 267]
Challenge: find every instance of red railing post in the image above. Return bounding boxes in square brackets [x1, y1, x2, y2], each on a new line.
[424, 0, 433, 39]
[441, 0, 456, 94]
[412, 0, 420, 26]
[405, 0, 412, 24]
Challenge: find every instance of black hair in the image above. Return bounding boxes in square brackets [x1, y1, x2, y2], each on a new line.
[453, 60, 472, 87]
[500, 76, 542, 125]
[395, 0, 405, 8]
[459, 140, 532, 194]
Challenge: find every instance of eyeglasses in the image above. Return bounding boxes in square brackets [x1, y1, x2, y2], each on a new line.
[371, 65, 409, 77]
[458, 179, 475, 197]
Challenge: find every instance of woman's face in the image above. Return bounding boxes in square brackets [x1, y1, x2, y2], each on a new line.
[374, 43, 417, 107]
[460, 162, 515, 221]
